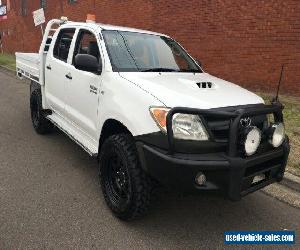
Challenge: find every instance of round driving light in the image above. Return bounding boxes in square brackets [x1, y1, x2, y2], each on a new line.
[270, 123, 285, 148]
[195, 172, 206, 186]
[244, 127, 261, 156]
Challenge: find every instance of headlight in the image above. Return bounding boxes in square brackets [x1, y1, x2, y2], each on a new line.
[149, 107, 209, 141]
[244, 127, 261, 156]
[270, 123, 285, 147]
[172, 113, 209, 141]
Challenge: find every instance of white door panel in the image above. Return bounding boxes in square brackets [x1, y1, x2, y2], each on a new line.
[45, 28, 76, 116]
[65, 29, 103, 140]
[45, 58, 68, 115]
[65, 66, 100, 139]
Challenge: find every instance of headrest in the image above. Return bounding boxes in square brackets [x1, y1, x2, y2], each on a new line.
[88, 41, 99, 58]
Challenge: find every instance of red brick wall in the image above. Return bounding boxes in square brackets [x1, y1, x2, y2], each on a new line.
[1, 0, 299, 96]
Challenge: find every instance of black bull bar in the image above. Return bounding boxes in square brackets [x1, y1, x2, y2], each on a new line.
[166, 103, 284, 156]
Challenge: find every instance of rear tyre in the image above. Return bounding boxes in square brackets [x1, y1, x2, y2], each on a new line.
[99, 133, 153, 221]
[30, 89, 53, 134]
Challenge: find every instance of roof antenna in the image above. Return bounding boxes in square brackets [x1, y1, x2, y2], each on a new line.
[272, 64, 284, 104]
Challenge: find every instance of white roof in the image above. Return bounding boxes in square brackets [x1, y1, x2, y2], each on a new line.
[98, 23, 167, 36]
[65, 21, 168, 37]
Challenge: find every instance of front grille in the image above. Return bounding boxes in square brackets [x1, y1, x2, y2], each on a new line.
[202, 113, 268, 155]
[206, 117, 230, 143]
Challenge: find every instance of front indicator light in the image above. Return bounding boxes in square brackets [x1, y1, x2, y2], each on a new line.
[244, 127, 261, 156]
[270, 123, 285, 148]
[149, 107, 170, 132]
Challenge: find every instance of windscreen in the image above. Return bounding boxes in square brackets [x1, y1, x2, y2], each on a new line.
[102, 30, 202, 73]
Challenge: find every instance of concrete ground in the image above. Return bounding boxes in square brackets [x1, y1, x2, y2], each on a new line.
[0, 70, 299, 249]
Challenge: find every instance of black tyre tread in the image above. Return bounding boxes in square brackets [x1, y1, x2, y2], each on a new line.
[99, 133, 153, 221]
[30, 89, 53, 134]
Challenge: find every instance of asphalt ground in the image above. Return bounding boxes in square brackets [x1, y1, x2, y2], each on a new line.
[0, 70, 299, 249]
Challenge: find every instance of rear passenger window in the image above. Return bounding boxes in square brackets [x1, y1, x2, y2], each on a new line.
[53, 28, 75, 62]
[73, 29, 101, 64]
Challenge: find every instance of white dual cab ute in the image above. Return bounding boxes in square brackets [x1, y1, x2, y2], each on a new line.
[16, 18, 290, 220]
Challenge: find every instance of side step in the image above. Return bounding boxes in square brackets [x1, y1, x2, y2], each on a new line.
[47, 113, 98, 157]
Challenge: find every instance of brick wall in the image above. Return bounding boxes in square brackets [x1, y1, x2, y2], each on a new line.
[0, 0, 299, 96]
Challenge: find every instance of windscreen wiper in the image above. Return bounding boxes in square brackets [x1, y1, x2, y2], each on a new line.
[141, 68, 178, 72]
[179, 69, 202, 73]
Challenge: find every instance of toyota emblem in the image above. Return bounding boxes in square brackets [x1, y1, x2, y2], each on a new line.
[240, 117, 252, 127]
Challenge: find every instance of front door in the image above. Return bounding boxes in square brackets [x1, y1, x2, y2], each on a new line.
[45, 28, 76, 116]
[65, 29, 102, 140]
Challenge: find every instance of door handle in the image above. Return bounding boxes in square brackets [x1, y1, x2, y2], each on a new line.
[90, 85, 98, 94]
[65, 73, 72, 80]
[46, 65, 51, 70]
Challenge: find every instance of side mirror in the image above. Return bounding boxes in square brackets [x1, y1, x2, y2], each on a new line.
[74, 54, 102, 74]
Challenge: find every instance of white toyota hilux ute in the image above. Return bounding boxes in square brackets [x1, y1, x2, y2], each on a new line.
[16, 18, 290, 220]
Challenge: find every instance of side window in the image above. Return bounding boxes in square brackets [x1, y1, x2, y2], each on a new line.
[73, 29, 101, 65]
[53, 28, 76, 62]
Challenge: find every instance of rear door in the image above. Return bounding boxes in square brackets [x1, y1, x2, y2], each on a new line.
[45, 28, 76, 116]
[65, 28, 102, 139]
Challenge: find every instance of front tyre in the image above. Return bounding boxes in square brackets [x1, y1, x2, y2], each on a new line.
[30, 89, 53, 134]
[99, 134, 153, 221]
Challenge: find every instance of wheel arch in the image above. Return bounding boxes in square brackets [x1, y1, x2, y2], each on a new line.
[98, 118, 132, 154]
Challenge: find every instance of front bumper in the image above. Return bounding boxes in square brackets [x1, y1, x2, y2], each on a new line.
[137, 139, 290, 201]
